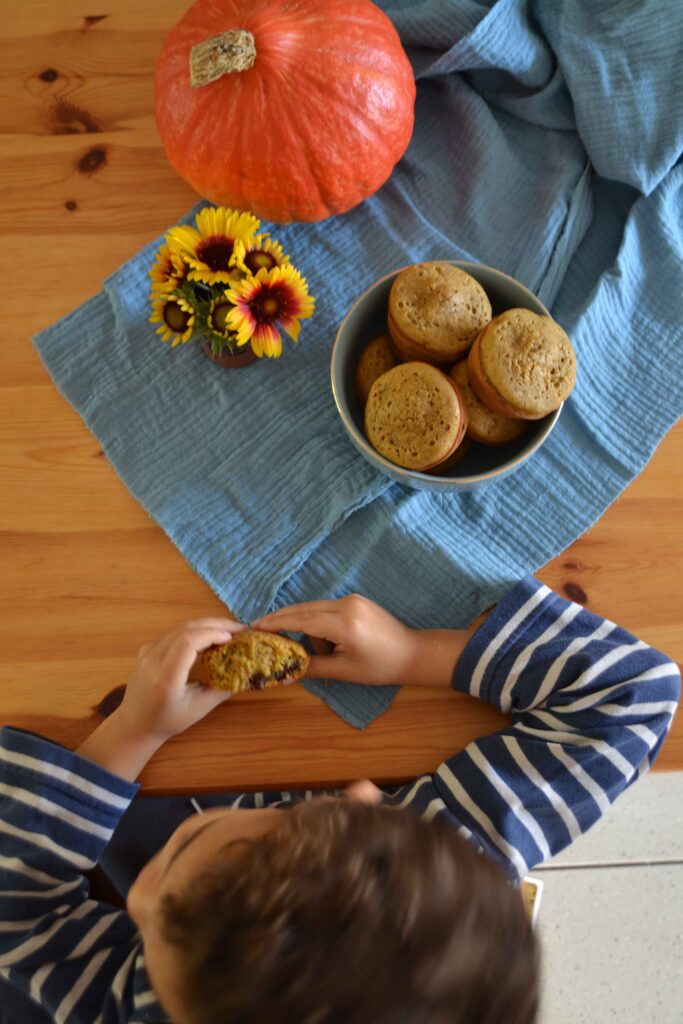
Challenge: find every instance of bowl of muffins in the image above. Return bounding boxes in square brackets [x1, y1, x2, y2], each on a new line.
[330, 260, 576, 491]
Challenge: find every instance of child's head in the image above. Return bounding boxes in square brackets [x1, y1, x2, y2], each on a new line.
[127, 785, 539, 1023]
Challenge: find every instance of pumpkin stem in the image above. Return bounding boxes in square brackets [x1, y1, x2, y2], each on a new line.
[189, 30, 256, 88]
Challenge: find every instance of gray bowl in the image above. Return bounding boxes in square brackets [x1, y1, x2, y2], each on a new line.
[330, 260, 562, 492]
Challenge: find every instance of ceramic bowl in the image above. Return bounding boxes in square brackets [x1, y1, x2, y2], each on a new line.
[330, 260, 562, 492]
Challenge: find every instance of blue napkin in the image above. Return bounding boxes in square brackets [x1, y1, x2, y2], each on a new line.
[35, 0, 683, 728]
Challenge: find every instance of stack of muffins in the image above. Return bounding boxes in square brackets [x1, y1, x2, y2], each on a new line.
[354, 262, 576, 474]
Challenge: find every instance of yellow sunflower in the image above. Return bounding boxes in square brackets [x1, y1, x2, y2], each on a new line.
[225, 265, 315, 358]
[207, 296, 234, 339]
[149, 293, 196, 346]
[230, 234, 289, 276]
[149, 245, 189, 294]
[167, 206, 260, 286]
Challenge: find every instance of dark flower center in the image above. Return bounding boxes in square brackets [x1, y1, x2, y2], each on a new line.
[245, 250, 277, 274]
[210, 300, 232, 333]
[198, 238, 234, 272]
[250, 283, 291, 323]
[163, 300, 192, 333]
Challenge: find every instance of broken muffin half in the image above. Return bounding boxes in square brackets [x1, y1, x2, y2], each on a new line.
[198, 630, 309, 694]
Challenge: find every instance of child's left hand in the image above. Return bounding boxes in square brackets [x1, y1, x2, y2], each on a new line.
[116, 618, 245, 745]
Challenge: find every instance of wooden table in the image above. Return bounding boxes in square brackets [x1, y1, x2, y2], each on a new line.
[1, 2, 681, 794]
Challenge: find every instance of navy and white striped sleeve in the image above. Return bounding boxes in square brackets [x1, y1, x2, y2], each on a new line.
[426, 577, 680, 878]
[0, 727, 167, 1023]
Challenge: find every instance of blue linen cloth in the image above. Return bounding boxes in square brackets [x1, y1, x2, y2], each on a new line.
[35, 0, 683, 728]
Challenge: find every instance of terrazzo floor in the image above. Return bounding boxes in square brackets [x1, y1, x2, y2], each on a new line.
[534, 773, 683, 1023]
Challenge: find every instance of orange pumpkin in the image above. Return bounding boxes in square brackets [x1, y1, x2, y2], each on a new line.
[154, 0, 416, 223]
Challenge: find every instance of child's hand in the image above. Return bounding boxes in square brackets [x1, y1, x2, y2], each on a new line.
[116, 618, 246, 745]
[254, 597, 475, 689]
[253, 597, 419, 687]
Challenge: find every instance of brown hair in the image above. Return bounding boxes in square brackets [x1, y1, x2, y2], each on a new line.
[161, 799, 539, 1024]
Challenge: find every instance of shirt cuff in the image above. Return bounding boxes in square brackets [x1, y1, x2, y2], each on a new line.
[451, 577, 546, 699]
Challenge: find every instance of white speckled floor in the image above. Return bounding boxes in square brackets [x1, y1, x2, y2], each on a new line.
[534, 773, 683, 1024]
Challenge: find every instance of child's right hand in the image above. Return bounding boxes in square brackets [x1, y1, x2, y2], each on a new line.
[253, 595, 417, 685]
[253, 596, 471, 688]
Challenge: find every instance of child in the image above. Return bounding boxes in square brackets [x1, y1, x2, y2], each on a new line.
[0, 577, 679, 1024]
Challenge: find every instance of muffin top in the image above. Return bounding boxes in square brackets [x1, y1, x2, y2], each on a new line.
[389, 262, 492, 359]
[364, 362, 465, 471]
[354, 333, 397, 407]
[450, 360, 526, 445]
[479, 309, 576, 416]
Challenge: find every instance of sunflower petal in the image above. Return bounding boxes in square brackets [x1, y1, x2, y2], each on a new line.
[167, 225, 201, 253]
[252, 322, 282, 358]
[278, 315, 301, 342]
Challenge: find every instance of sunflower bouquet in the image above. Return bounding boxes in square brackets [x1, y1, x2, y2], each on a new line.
[149, 206, 315, 360]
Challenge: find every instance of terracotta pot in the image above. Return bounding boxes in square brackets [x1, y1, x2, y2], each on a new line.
[201, 342, 258, 368]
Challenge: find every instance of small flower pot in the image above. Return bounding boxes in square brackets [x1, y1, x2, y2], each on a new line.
[201, 342, 258, 368]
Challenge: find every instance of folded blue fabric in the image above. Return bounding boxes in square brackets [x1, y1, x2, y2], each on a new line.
[35, 0, 683, 729]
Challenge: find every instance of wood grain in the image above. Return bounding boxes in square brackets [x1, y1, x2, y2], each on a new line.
[0, 2, 680, 794]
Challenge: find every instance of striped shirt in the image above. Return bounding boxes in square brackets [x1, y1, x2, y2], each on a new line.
[0, 578, 679, 1022]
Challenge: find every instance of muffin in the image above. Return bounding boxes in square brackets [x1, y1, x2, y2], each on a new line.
[388, 262, 492, 365]
[197, 630, 309, 693]
[449, 360, 527, 446]
[364, 361, 467, 472]
[354, 332, 397, 407]
[430, 434, 472, 472]
[468, 308, 576, 420]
